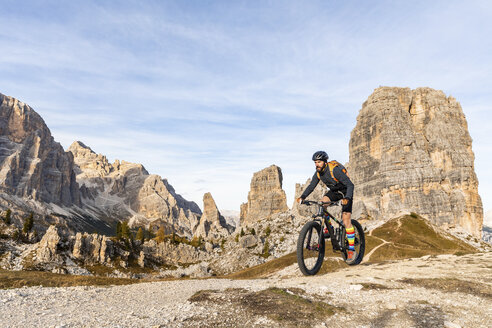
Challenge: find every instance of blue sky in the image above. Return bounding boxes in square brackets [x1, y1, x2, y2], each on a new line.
[1, 0, 491, 215]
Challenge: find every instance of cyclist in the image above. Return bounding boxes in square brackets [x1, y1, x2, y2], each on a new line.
[297, 151, 356, 261]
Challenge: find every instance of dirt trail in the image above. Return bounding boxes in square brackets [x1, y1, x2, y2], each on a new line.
[0, 252, 490, 327]
[362, 236, 389, 263]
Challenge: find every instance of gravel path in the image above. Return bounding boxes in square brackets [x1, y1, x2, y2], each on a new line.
[1, 252, 491, 328]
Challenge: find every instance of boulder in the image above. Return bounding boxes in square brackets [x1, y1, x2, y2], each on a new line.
[240, 235, 258, 248]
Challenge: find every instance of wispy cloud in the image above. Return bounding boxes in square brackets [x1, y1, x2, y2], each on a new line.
[1, 0, 491, 211]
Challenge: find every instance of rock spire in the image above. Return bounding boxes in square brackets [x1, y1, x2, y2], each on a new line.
[349, 87, 483, 237]
[240, 165, 288, 226]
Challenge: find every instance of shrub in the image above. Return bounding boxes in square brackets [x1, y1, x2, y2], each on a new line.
[280, 236, 285, 242]
[240, 228, 245, 237]
[251, 228, 256, 236]
[410, 212, 419, 219]
[265, 225, 271, 237]
[235, 234, 239, 242]
[221, 239, 225, 250]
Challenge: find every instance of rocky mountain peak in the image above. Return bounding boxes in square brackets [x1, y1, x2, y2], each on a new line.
[240, 165, 288, 226]
[68, 141, 95, 155]
[194, 192, 233, 239]
[0, 92, 201, 237]
[349, 86, 483, 237]
[0, 93, 81, 208]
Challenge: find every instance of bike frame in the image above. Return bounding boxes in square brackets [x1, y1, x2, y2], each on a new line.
[305, 201, 347, 253]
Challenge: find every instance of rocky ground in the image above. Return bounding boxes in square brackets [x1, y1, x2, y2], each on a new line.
[0, 251, 490, 328]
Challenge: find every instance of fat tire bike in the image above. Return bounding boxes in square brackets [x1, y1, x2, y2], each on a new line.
[296, 200, 365, 276]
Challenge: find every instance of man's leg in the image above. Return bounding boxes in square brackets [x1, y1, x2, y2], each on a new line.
[321, 195, 331, 204]
[342, 212, 352, 229]
[343, 212, 356, 258]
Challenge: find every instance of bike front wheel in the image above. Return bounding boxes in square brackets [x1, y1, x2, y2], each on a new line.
[297, 221, 325, 276]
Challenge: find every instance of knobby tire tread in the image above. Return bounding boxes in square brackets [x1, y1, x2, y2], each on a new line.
[297, 221, 325, 276]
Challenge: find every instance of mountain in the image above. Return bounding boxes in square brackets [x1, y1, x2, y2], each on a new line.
[0, 93, 201, 236]
[68, 141, 201, 237]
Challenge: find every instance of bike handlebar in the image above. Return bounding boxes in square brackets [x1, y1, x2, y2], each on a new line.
[301, 200, 340, 207]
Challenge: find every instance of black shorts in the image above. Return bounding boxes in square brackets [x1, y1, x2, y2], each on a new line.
[324, 190, 352, 213]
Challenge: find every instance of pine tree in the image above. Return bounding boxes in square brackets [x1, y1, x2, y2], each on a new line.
[262, 240, 270, 258]
[240, 228, 245, 237]
[156, 226, 165, 243]
[22, 213, 33, 234]
[4, 209, 11, 225]
[116, 221, 122, 239]
[136, 227, 144, 243]
[250, 228, 256, 236]
[121, 221, 131, 240]
[265, 225, 271, 237]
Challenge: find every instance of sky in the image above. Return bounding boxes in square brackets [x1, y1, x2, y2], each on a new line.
[0, 0, 491, 215]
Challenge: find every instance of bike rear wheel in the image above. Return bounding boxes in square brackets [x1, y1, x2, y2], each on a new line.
[297, 221, 325, 276]
[341, 219, 365, 265]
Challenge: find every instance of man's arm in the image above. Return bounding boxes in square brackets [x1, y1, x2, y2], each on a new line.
[333, 166, 354, 199]
[300, 173, 320, 200]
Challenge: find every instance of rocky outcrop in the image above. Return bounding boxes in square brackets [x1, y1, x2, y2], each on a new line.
[240, 165, 288, 226]
[142, 239, 211, 265]
[35, 225, 63, 263]
[194, 193, 233, 239]
[349, 87, 483, 236]
[72, 232, 115, 264]
[69, 141, 201, 238]
[0, 93, 81, 207]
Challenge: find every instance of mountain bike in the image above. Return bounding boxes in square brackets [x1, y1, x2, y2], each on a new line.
[296, 200, 365, 276]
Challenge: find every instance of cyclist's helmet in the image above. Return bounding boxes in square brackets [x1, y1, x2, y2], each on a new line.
[312, 151, 328, 162]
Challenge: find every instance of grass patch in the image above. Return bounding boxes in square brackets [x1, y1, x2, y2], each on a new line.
[365, 235, 384, 253]
[317, 257, 348, 274]
[369, 215, 476, 261]
[360, 283, 396, 290]
[224, 248, 350, 279]
[0, 269, 138, 289]
[400, 278, 492, 299]
[189, 287, 341, 327]
[224, 252, 298, 279]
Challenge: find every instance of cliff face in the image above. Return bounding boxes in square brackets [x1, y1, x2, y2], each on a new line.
[240, 165, 288, 226]
[0, 93, 80, 207]
[349, 87, 483, 236]
[68, 141, 201, 238]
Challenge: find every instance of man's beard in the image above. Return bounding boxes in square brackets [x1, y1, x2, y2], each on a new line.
[316, 166, 323, 172]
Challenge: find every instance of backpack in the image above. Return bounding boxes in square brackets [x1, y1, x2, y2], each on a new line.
[317, 160, 349, 183]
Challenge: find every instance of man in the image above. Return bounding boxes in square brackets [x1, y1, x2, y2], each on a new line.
[297, 151, 356, 261]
